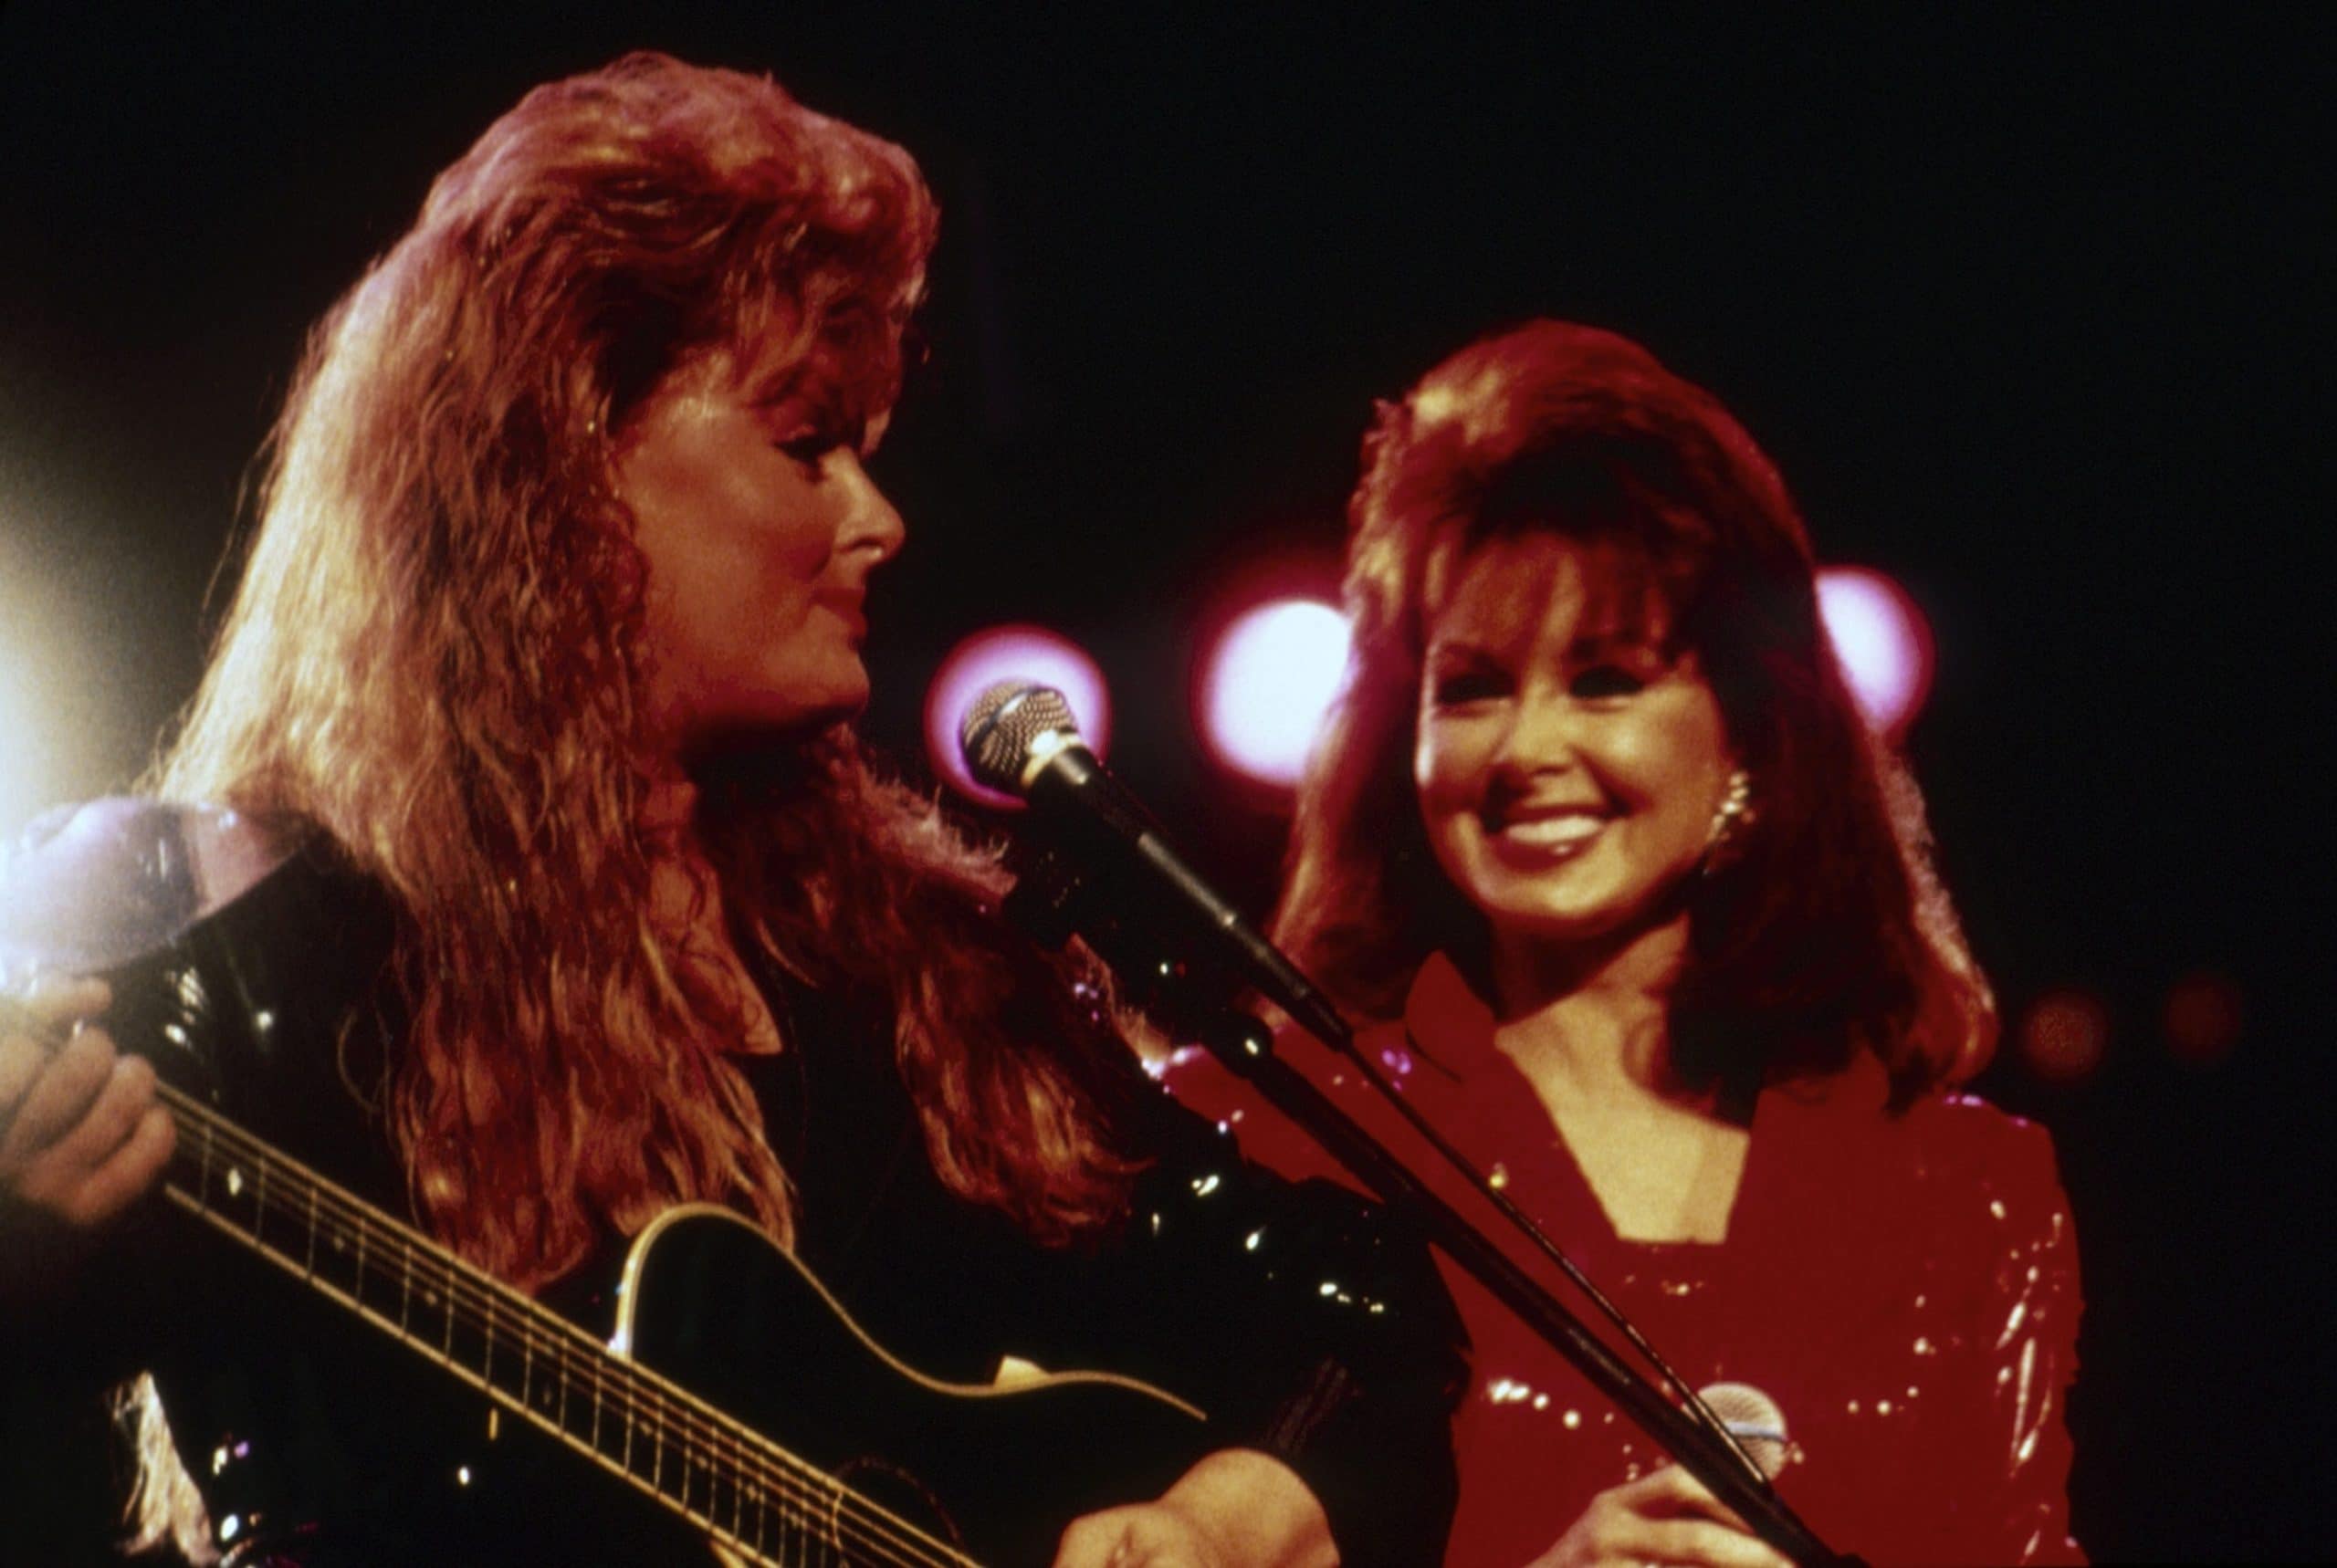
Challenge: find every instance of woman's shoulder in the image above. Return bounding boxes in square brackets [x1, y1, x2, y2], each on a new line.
[1767, 1057, 2063, 1170]
[1755, 1063, 2073, 1240]
[2, 796, 348, 970]
[5, 798, 399, 1160]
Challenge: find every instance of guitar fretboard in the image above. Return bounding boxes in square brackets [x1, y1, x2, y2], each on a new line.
[154, 1081, 976, 1568]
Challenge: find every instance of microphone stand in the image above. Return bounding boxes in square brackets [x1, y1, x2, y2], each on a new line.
[1002, 837, 1861, 1568]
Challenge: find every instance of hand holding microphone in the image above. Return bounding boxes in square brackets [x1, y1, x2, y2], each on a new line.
[1530, 1385, 1795, 1568]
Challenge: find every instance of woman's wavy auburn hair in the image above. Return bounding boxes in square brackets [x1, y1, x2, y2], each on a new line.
[154, 52, 1144, 1291]
[1274, 320, 1995, 1105]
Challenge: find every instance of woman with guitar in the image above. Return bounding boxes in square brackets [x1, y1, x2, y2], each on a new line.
[0, 53, 1463, 1567]
[1168, 321, 2085, 1565]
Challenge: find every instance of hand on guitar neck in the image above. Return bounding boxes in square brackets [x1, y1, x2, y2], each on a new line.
[0, 975, 173, 1237]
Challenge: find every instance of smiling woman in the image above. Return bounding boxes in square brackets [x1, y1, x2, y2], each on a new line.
[1169, 319, 2084, 1566]
[1412, 532, 1738, 961]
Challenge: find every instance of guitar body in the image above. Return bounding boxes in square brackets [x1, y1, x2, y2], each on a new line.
[614, 1207, 1206, 1565]
[3, 809, 1214, 1567]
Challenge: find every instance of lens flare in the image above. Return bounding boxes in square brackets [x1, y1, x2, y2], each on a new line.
[1195, 598, 1350, 791]
[1817, 566, 1934, 738]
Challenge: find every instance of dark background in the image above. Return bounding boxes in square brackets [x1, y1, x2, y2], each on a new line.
[2, 5, 2325, 1559]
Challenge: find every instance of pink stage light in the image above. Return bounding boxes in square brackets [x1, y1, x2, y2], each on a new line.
[1817, 566, 1934, 739]
[926, 624, 1110, 808]
[2163, 969, 2245, 1067]
[2017, 988, 2111, 1083]
[1196, 597, 1351, 790]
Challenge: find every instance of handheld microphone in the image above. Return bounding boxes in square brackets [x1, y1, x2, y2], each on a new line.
[959, 681, 1341, 1037]
[1695, 1382, 1792, 1479]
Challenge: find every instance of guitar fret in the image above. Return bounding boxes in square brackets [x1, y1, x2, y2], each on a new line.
[540, 1343, 568, 1429]
[739, 1479, 763, 1556]
[706, 1458, 735, 1543]
[587, 1349, 603, 1453]
[150, 1090, 978, 1568]
[440, 1252, 456, 1356]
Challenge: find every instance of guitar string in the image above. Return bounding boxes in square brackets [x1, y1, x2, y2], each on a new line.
[158, 1086, 968, 1568]
[156, 1151, 945, 1568]
[155, 1083, 980, 1568]
[0, 997, 910, 1560]
[157, 1085, 969, 1568]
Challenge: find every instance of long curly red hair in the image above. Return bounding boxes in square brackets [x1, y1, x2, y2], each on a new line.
[155, 52, 1143, 1291]
[1275, 320, 1996, 1106]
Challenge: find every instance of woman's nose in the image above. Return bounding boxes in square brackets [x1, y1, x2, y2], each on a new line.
[833, 452, 906, 562]
[1489, 691, 1582, 776]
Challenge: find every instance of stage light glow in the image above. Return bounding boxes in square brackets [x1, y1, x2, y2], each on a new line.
[2163, 969, 2244, 1066]
[0, 661, 49, 841]
[2017, 988, 2111, 1083]
[1817, 566, 1934, 738]
[926, 624, 1110, 808]
[0, 564, 65, 842]
[1196, 597, 1350, 790]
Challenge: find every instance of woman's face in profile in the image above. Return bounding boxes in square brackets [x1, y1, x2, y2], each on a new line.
[614, 341, 905, 760]
[1412, 532, 1736, 962]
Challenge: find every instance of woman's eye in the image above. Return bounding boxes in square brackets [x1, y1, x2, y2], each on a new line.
[1570, 664, 1647, 699]
[775, 434, 834, 466]
[1429, 671, 1507, 706]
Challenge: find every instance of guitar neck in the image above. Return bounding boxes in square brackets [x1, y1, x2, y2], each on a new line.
[152, 1082, 977, 1568]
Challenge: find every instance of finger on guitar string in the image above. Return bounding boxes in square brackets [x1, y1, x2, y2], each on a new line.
[2, 975, 111, 1134]
[2, 978, 173, 1230]
[0, 973, 113, 1047]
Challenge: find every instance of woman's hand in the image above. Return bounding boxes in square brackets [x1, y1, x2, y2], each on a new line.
[1529, 1466, 1794, 1568]
[1053, 1448, 1336, 1568]
[1, 977, 173, 1230]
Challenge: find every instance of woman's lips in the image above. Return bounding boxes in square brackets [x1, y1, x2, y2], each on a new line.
[821, 594, 867, 640]
[1484, 810, 1606, 863]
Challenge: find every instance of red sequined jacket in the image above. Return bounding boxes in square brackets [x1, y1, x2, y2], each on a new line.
[1168, 955, 2084, 1567]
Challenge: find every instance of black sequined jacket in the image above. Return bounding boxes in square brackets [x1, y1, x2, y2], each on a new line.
[1, 809, 1465, 1566]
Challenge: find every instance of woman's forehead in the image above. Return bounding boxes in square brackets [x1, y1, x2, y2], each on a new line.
[1420, 528, 1672, 647]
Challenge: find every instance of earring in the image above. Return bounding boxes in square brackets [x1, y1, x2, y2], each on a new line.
[1703, 768, 1755, 872]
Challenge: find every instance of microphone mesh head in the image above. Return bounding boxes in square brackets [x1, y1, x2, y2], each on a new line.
[959, 681, 1079, 793]
[1695, 1381, 1791, 1479]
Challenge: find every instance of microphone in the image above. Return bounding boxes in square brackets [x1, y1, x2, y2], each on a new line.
[959, 681, 1340, 1035]
[1694, 1382, 1792, 1479]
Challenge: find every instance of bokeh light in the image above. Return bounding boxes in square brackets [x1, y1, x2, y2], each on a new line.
[1194, 597, 1350, 790]
[1817, 565, 1934, 738]
[926, 624, 1110, 808]
[2017, 987, 2112, 1083]
[2163, 969, 2245, 1066]
[0, 643, 50, 840]
[1, 535, 68, 841]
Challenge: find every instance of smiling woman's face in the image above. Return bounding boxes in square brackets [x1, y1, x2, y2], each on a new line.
[1413, 531, 1737, 967]
[614, 342, 905, 761]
